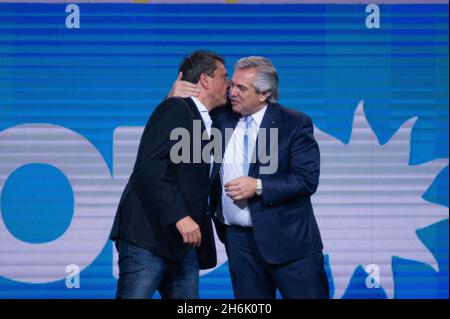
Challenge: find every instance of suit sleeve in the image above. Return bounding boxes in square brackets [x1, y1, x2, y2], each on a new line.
[139, 98, 191, 227]
[261, 115, 320, 206]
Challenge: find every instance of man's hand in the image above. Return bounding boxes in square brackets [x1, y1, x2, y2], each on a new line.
[168, 72, 201, 98]
[224, 176, 257, 201]
[175, 216, 201, 247]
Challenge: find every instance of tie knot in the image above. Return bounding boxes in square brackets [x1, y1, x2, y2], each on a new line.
[245, 115, 253, 128]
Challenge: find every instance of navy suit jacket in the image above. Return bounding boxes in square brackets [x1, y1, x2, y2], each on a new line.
[210, 102, 324, 264]
[110, 97, 217, 270]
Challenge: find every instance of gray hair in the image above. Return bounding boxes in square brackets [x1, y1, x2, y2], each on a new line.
[235, 56, 279, 103]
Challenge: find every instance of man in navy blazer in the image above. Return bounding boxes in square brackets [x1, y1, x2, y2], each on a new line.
[110, 51, 229, 298]
[172, 56, 329, 299]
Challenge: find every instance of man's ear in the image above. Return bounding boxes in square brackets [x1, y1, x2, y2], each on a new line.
[259, 91, 271, 103]
[199, 73, 209, 89]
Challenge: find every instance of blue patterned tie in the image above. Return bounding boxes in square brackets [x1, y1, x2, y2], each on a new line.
[243, 115, 253, 176]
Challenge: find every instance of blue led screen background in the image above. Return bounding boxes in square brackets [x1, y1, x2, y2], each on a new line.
[0, 0, 448, 298]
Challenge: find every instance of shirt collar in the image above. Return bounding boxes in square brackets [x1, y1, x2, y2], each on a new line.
[190, 96, 209, 114]
[244, 105, 267, 126]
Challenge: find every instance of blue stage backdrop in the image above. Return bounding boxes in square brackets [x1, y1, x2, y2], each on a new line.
[0, 1, 448, 299]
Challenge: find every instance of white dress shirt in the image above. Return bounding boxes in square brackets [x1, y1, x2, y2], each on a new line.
[220, 105, 267, 227]
[191, 96, 212, 137]
[191, 97, 213, 176]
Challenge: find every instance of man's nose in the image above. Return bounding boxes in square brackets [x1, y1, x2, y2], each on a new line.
[229, 86, 237, 97]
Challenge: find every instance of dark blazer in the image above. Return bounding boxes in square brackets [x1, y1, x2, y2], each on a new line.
[210, 102, 323, 264]
[110, 97, 217, 270]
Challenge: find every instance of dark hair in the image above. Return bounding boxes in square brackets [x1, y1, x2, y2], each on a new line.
[179, 50, 225, 84]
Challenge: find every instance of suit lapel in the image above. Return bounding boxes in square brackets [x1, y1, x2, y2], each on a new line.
[184, 97, 206, 132]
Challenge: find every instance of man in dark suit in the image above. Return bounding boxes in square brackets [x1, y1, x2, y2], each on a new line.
[109, 51, 229, 299]
[171, 56, 329, 299]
